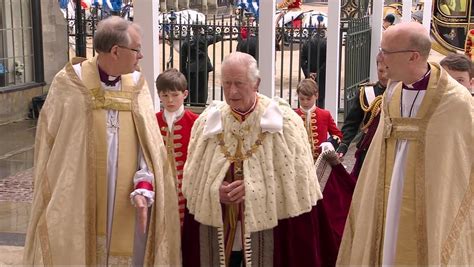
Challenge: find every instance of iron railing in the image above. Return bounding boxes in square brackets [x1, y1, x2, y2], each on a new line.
[343, 16, 371, 118]
[65, 10, 373, 113]
[159, 13, 328, 107]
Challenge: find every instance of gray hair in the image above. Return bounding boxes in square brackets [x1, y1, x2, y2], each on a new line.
[93, 16, 142, 53]
[408, 34, 431, 59]
[221, 52, 260, 83]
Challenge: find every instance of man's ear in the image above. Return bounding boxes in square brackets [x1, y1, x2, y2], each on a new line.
[255, 78, 261, 91]
[409, 51, 420, 62]
[184, 89, 189, 99]
[110, 45, 120, 59]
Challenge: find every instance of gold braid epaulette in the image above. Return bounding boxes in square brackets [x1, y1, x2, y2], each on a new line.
[359, 81, 377, 87]
[359, 86, 382, 130]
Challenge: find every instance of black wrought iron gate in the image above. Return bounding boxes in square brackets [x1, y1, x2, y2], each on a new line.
[343, 16, 371, 118]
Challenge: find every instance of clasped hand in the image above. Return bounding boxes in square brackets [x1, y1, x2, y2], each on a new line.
[219, 180, 245, 205]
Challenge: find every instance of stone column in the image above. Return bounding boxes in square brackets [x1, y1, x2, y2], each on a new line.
[134, 0, 161, 110]
[258, 0, 276, 98]
[179, 0, 190, 10]
[201, 0, 208, 10]
[422, 0, 432, 33]
[326, 0, 341, 121]
[370, 0, 383, 82]
[42, 0, 68, 84]
[160, 0, 167, 12]
[402, 0, 412, 23]
[207, 0, 217, 9]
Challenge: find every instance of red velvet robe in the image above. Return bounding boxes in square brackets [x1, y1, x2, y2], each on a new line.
[295, 107, 355, 256]
[156, 109, 198, 225]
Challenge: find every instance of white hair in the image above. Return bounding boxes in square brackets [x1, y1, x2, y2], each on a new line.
[221, 52, 260, 83]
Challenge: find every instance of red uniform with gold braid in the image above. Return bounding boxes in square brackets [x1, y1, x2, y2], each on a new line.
[277, 0, 302, 10]
[294, 107, 343, 161]
[156, 110, 199, 226]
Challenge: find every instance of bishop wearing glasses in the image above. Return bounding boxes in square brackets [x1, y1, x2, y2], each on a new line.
[338, 22, 473, 266]
[24, 16, 181, 266]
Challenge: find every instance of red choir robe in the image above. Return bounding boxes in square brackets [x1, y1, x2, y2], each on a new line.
[156, 109, 198, 225]
[295, 106, 355, 254]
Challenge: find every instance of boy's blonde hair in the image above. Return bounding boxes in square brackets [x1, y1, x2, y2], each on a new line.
[155, 68, 188, 93]
[297, 74, 319, 97]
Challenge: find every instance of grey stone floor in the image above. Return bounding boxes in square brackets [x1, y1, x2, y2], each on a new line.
[0, 120, 35, 179]
[0, 120, 36, 265]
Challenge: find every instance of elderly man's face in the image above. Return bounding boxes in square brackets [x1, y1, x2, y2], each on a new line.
[221, 63, 259, 112]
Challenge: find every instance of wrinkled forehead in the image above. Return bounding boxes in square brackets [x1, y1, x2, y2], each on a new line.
[221, 64, 248, 81]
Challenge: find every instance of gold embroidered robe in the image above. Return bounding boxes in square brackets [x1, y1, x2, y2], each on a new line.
[23, 57, 181, 266]
[337, 62, 474, 265]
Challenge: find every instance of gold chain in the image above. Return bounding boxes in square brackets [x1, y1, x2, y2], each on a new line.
[217, 132, 267, 163]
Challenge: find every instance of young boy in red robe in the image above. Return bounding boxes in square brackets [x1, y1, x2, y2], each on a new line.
[294, 76, 355, 256]
[294, 76, 342, 161]
[155, 68, 199, 227]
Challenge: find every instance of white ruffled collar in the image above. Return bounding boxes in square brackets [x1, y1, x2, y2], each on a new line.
[164, 105, 184, 126]
[203, 97, 283, 138]
[301, 104, 316, 114]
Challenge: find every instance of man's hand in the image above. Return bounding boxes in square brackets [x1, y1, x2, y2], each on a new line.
[134, 194, 148, 234]
[219, 180, 245, 205]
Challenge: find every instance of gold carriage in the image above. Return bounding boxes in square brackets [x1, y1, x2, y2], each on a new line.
[431, 0, 473, 57]
[383, 1, 473, 58]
